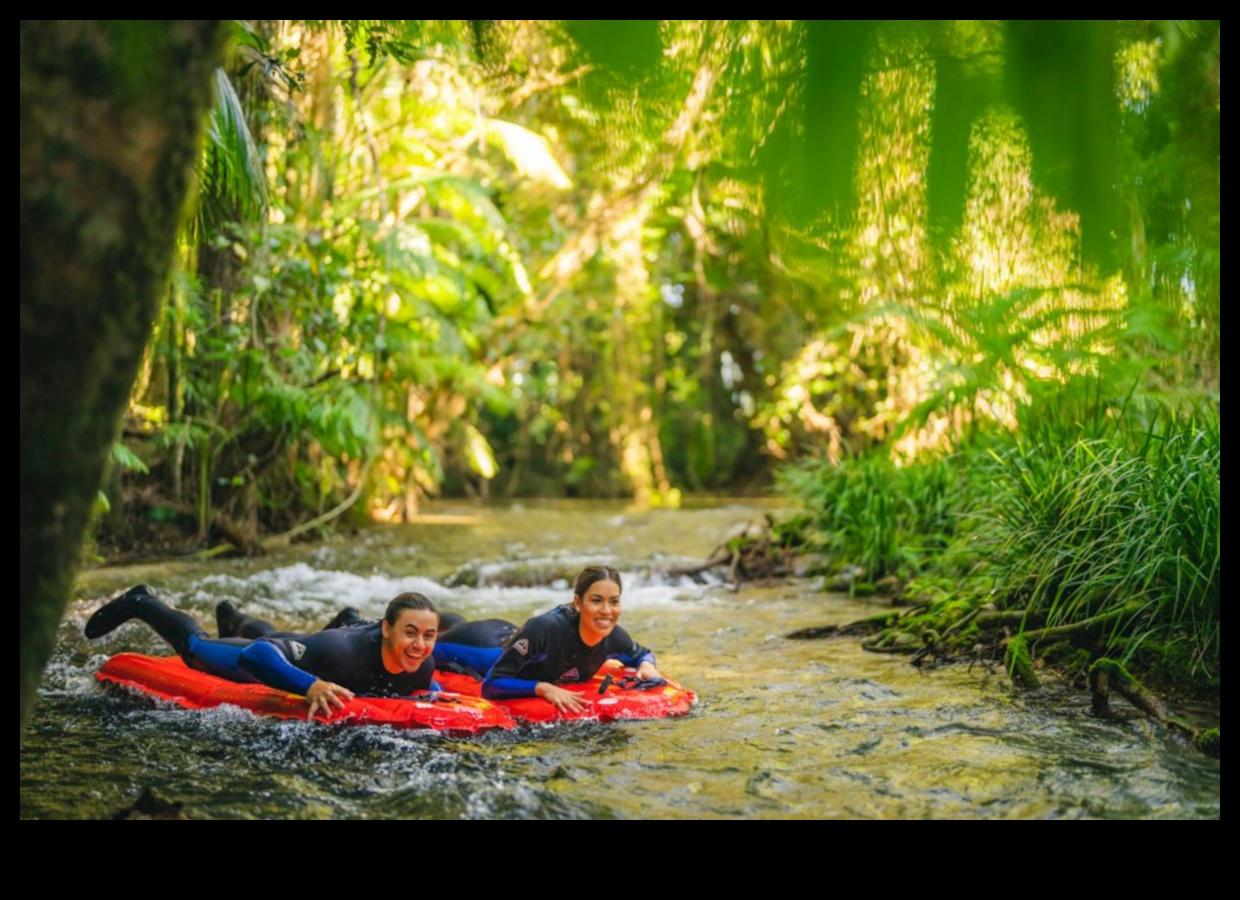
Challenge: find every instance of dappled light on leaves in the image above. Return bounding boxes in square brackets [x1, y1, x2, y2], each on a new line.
[86, 20, 1216, 554]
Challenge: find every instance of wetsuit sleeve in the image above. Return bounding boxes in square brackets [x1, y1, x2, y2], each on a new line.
[238, 641, 317, 695]
[609, 626, 655, 668]
[481, 674, 540, 700]
[481, 617, 553, 700]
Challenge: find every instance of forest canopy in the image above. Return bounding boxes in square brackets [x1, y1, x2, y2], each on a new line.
[71, 20, 1217, 558]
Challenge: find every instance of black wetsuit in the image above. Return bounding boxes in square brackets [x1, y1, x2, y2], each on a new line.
[481, 605, 655, 700]
[440, 618, 519, 648]
[228, 606, 515, 685]
[253, 624, 436, 696]
[188, 623, 437, 697]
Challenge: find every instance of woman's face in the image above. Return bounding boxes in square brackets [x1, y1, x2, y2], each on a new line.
[574, 578, 622, 645]
[381, 608, 439, 673]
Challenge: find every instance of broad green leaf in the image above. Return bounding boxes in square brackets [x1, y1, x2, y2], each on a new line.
[486, 119, 573, 189]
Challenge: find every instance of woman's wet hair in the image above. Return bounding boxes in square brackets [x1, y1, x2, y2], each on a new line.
[385, 592, 438, 626]
[573, 564, 622, 599]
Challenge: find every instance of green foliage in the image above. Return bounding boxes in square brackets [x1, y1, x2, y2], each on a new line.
[92, 20, 1220, 555]
[199, 67, 268, 231]
[1004, 634, 1040, 689]
[1004, 21, 1119, 264]
[776, 451, 964, 582]
[1196, 727, 1219, 758]
[110, 441, 150, 476]
[976, 407, 1220, 673]
[1116, 21, 1220, 383]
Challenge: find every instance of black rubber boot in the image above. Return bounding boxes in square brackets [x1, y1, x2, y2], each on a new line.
[323, 606, 362, 630]
[215, 599, 237, 637]
[84, 585, 153, 639]
[85, 586, 205, 655]
[216, 600, 276, 639]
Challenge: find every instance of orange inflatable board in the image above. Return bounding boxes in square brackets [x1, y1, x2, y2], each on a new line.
[95, 653, 515, 735]
[434, 659, 697, 724]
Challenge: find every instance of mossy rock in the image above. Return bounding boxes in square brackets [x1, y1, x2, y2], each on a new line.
[444, 558, 593, 589]
[1004, 635, 1040, 689]
[1195, 728, 1220, 759]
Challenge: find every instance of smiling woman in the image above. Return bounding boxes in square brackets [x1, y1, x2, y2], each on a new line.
[480, 565, 666, 713]
[84, 587, 442, 719]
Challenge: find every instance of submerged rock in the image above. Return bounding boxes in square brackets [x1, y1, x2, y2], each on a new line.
[113, 786, 189, 820]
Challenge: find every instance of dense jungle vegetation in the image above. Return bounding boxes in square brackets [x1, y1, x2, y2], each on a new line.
[21, 21, 1219, 734]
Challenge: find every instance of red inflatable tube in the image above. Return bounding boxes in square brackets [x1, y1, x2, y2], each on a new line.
[434, 659, 697, 724]
[95, 653, 516, 735]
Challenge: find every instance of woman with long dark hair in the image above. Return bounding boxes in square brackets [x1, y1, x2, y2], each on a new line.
[478, 564, 665, 713]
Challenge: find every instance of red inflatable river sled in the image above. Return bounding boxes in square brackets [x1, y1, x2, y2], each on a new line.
[95, 653, 514, 735]
[96, 654, 696, 730]
[434, 659, 697, 724]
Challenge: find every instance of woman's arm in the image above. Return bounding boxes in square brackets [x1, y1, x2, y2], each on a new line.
[609, 627, 661, 679]
[480, 674, 540, 700]
[535, 682, 590, 713]
[481, 675, 590, 714]
[480, 611, 589, 712]
[239, 641, 355, 719]
[481, 617, 550, 698]
[634, 660, 664, 681]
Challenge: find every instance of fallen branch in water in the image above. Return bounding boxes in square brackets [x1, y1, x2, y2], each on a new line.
[786, 608, 916, 640]
[974, 609, 1048, 632]
[1007, 603, 1144, 646]
[665, 518, 798, 587]
[1089, 658, 1217, 757]
[999, 603, 1147, 688]
[666, 551, 731, 581]
[780, 585, 1218, 756]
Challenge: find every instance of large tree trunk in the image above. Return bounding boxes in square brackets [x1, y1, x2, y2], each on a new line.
[20, 20, 227, 734]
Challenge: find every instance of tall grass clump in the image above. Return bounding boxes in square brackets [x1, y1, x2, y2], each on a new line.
[978, 409, 1220, 675]
[775, 451, 966, 582]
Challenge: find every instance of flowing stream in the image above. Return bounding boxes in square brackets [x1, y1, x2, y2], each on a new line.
[21, 500, 1220, 819]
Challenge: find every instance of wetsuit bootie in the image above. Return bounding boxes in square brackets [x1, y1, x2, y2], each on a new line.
[440, 611, 467, 631]
[216, 600, 241, 638]
[215, 601, 277, 639]
[86, 587, 205, 656]
[324, 606, 362, 630]
[85, 585, 154, 639]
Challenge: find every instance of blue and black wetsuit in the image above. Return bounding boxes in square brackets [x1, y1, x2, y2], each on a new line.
[480, 605, 655, 700]
[227, 603, 516, 685]
[187, 624, 438, 697]
[223, 602, 511, 687]
[432, 618, 519, 679]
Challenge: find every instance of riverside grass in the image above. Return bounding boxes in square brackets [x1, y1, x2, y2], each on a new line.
[779, 409, 1219, 683]
[775, 451, 962, 585]
[978, 411, 1219, 676]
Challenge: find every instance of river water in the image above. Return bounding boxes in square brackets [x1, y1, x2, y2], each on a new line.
[20, 500, 1220, 819]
